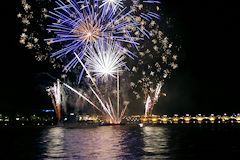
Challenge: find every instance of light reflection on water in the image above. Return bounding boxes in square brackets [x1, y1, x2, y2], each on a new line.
[142, 127, 169, 159]
[2, 125, 240, 159]
[63, 126, 128, 159]
[39, 126, 170, 160]
[41, 127, 65, 159]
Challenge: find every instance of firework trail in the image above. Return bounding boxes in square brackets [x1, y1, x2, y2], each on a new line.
[145, 95, 151, 117]
[46, 79, 62, 121]
[153, 82, 163, 105]
[143, 82, 163, 117]
[89, 86, 114, 120]
[149, 82, 163, 115]
[62, 82, 102, 112]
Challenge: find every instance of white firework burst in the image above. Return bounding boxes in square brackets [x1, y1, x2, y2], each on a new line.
[85, 40, 127, 80]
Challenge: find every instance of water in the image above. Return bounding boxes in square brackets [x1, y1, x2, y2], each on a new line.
[1, 124, 240, 159]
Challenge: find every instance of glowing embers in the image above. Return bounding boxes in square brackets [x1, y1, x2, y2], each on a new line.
[84, 40, 127, 81]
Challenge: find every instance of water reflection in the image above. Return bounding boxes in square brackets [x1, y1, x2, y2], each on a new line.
[41, 127, 65, 159]
[142, 126, 169, 159]
[64, 126, 127, 159]
[39, 126, 145, 160]
[2, 125, 239, 159]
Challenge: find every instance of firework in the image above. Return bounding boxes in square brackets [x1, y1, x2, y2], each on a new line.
[144, 82, 163, 116]
[63, 79, 127, 124]
[145, 95, 151, 117]
[74, 52, 128, 124]
[79, 40, 128, 82]
[46, 0, 147, 72]
[149, 82, 163, 115]
[17, 0, 162, 69]
[17, 0, 171, 123]
[128, 1, 179, 112]
[153, 82, 163, 104]
[17, 0, 162, 73]
[63, 82, 102, 112]
[46, 79, 62, 121]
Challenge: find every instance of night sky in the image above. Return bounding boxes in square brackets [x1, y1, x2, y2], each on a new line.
[1, 0, 239, 115]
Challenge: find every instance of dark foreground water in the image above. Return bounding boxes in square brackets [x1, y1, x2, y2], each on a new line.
[1, 124, 240, 160]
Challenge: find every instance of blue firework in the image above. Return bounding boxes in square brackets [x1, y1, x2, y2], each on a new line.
[46, 0, 148, 72]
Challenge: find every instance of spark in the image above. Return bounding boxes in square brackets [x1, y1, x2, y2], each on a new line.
[150, 71, 154, 76]
[17, 13, 22, 18]
[19, 39, 25, 44]
[172, 55, 178, 60]
[132, 66, 137, 72]
[24, 3, 31, 11]
[170, 62, 178, 69]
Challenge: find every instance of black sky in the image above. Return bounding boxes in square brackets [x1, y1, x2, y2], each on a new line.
[157, 0, 240, 115]
[1, 0, 239, 115]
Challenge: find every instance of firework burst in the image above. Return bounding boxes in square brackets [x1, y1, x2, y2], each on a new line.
[81, 40, 128, 82]
[46, 0, 147, 72]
